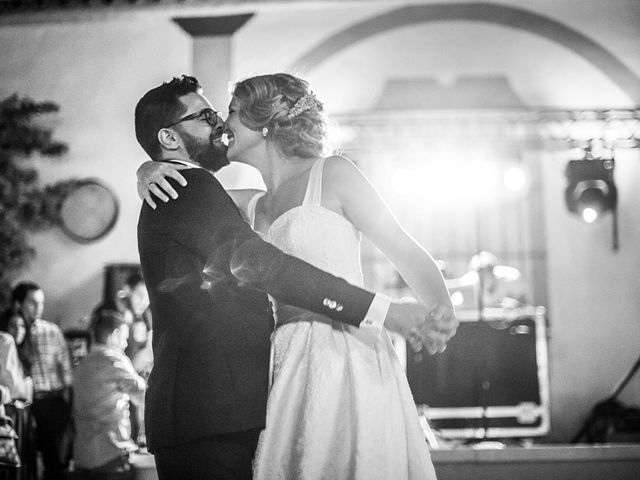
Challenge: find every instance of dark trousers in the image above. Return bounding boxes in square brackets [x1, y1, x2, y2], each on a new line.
[4, 402, 37, 480]
[31, 393, 72, 480]
[153, 429, 261, 480]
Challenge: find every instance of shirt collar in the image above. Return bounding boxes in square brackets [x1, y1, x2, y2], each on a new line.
[160, 159, 199, 169]
[160, 159, 217, 179]
[91, 343, 125, 356]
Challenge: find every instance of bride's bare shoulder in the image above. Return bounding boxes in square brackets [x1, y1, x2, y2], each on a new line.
[323, 155, 368, 188]
[323, 155, 361, 178]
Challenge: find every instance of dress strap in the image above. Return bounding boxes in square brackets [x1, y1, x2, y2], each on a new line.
[246, 191, 266, 229]
[301, 158, 326, 206]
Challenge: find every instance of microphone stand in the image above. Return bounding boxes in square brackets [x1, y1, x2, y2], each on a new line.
[471, 201, 491, 443]
[477, 267, 490, 441]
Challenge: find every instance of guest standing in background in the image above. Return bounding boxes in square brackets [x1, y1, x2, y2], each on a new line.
[12, 282, 73, 480]
[0, 307, 36, 479]
[117, 273, 152, 448]
[118, 273, 153, 380]
[0, 307, 32, 403]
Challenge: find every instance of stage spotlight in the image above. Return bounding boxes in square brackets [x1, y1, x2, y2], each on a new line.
[564, 158, 617, 223]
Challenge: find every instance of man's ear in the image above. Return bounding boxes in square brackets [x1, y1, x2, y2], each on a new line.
[110, 327, 124, 345]
[158, 128, 180, 151]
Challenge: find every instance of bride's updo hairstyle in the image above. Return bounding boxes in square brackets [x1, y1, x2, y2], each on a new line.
[231, 73, 328, 159]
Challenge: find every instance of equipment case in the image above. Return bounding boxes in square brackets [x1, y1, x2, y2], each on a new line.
[407, 306, 550, 439]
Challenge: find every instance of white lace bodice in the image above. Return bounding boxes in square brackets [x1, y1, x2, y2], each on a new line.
[248, 158, 364, 287]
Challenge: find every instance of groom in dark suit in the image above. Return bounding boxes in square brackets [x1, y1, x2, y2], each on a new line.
[135, 76, 453, 480]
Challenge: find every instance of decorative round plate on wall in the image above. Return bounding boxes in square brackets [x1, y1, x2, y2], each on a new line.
[59, 179, 119, 243]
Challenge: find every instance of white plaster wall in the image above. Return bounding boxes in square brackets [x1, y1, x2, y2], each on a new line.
[541, 147, 640, 441]
[0, 14, 194, 325]
[1, 0, 639, 443]
[236, 0, 640, 110]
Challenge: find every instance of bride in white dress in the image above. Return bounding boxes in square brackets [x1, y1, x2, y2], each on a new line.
[225, 74, 454, 480]
[137, 73, 456, 479]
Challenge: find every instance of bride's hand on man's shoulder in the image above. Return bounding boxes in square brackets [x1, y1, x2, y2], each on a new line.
[136, 161, 189, 209]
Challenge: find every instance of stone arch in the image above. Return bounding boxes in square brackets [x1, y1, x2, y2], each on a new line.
[290, 2, 640, 103]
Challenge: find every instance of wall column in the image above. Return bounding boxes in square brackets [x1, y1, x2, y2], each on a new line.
[173, 14, 264, 190]
[174, 14, 253, 107]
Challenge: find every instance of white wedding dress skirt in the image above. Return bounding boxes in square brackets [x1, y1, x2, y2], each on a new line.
[251, 158, 436, 480]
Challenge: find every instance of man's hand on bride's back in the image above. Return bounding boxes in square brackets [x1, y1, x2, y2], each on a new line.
[136, 161, 188, 209]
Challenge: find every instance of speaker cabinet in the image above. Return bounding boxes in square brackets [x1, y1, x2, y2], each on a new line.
[407, 306, 550, 439]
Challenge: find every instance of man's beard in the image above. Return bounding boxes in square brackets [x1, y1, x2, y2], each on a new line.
[182, 131, 229, 172]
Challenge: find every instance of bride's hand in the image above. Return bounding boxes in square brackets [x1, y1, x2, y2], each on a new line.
[419, 303, 458, 355]
[136, 161, 189, 209]
[385, 299, 457, 355]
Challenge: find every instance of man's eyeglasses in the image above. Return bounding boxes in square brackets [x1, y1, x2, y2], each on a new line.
[164, 108, 220, 128]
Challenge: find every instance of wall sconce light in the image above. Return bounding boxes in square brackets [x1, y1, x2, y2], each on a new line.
[564, 154, 618, 250]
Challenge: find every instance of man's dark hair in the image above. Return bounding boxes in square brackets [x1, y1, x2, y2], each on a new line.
[0, 306, 33, 374]
[0, 307, 18, 334]
[11, 281, 42, 305]
[134, 75, 202, 159]
[91, 304, 126, 344]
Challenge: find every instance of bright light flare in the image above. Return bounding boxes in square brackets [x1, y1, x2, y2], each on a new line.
[452, 162, 501, 203]
[582, 207, 598, 223]
[504, 166, 527, 192]
[450, 290, 464, 307]
[391, 168, 422, 195]
[390, 161, 508, 205]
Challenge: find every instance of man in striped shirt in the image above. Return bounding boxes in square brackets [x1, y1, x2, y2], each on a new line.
[12, 282, 73, 480]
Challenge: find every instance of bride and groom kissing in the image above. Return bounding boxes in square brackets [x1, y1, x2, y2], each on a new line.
[135, 73, 457, 480]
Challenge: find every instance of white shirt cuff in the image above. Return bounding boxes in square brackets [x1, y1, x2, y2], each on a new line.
[359, 293, 391, 337]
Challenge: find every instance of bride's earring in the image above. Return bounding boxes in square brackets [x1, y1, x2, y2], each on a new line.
[262, 127, 269, 138]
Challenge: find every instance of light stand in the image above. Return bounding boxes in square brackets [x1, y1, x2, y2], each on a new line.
[611, 179, 619, 251]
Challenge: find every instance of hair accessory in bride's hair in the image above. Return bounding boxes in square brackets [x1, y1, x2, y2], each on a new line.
[286, 93, 322, 119]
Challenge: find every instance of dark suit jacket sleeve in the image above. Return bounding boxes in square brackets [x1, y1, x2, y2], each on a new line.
[147, 168, 375, 327]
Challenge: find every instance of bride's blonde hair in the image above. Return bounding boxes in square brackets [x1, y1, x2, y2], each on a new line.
[231, 73, 329, 159]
